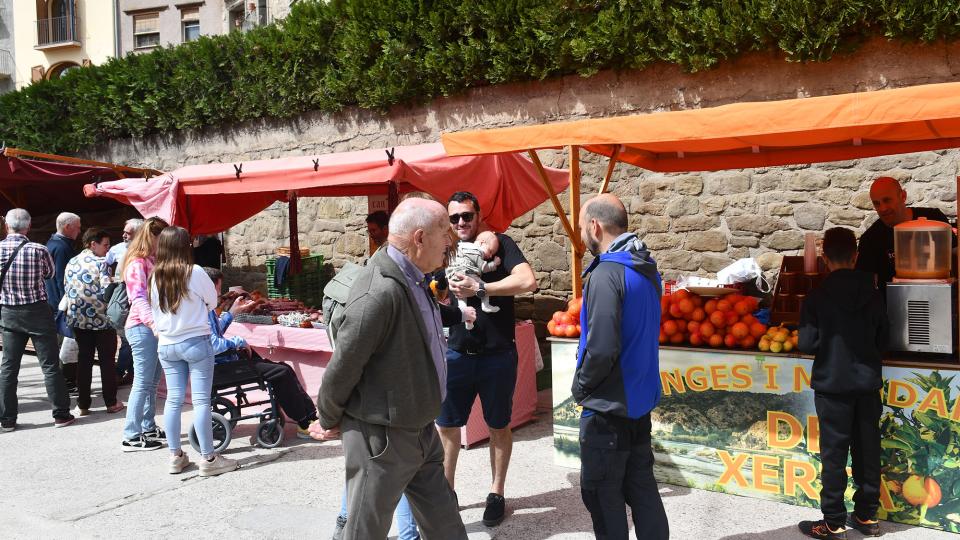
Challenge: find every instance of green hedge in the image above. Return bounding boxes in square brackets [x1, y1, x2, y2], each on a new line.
[2, 0, 959, 155]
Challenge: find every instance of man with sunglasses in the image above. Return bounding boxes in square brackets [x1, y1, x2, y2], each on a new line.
[439, 191, 537, 527]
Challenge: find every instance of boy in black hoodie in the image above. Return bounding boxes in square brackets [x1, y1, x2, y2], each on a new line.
[798, 227, 888, 539]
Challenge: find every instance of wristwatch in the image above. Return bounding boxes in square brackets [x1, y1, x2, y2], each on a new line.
[476, 281, 486, 300]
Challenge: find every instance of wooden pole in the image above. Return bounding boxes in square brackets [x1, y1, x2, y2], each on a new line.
[2, 147, 162, 177]
[599, 145, 621, 194]
[527, 150, 579, 245]
[570, 145, 583, 297]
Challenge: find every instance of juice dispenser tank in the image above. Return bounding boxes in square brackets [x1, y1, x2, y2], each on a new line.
[894, 217, 952, 280]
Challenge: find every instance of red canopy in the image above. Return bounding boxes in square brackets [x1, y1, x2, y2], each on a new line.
[84, 143, 569, 235]
[0, 155, 127, 215]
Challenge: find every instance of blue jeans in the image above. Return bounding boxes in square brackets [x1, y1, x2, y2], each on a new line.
[122, 324, 163, 440]
[158, 336, 215, 455]
[339, 487, 420, 540]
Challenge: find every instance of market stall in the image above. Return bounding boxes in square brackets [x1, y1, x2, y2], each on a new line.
[443, 81, 960, 533]
[86, 143, 568, 446]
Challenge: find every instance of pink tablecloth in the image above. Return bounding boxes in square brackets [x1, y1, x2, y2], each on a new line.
[221, 321, 541, 448]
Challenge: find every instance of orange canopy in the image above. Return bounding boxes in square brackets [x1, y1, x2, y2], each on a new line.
[84, 143, 568, 235]
[442, 82, 960, 172]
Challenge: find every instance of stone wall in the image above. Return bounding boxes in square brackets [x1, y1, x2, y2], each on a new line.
[88, 37, 960, 360]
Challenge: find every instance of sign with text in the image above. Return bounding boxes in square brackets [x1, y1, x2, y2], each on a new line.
[552, 345, 960, 534]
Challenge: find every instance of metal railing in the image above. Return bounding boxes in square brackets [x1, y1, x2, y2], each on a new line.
[37, 15, 80, 47]
[0, 49, 12, 78]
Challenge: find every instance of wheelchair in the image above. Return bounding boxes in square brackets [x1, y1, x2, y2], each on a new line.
[188, 353, 287, 453]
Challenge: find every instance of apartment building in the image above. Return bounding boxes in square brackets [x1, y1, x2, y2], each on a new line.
[0, 0, 14, 93]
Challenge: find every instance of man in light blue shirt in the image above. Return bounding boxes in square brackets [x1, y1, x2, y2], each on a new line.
[109, 218, 143, 386]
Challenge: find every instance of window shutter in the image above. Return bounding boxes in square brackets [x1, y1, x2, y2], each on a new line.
[134, 13, 159, 34]
[181, 7, 199, 22]
[31, 65, 45, 82]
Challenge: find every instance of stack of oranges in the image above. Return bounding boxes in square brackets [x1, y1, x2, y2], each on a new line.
[659, 289, 767, 350]
[547, 297, 583, 338]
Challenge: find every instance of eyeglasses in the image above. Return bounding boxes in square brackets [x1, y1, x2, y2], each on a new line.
[448, 212, 475, 225]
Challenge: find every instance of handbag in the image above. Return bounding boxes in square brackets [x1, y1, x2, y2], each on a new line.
[0, 238, 30, 319]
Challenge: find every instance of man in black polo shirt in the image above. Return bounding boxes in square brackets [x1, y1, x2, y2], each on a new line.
[856, 176, 952, 292]
[439, 191, 537, 527]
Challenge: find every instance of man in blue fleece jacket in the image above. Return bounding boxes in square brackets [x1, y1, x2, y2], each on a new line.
[573, 193, 668, 540]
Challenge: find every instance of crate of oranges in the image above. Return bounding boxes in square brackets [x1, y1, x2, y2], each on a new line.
[659, 289, 768, 350]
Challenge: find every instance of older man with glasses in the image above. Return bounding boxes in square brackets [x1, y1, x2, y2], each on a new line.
[106, 218, 143, 386]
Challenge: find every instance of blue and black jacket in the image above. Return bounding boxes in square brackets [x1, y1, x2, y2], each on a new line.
[573, 233, 662, 419]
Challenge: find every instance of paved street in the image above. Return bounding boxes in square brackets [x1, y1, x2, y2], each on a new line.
[0, 353, 952, 539]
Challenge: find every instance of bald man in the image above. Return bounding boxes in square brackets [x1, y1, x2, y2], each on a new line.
[856, 177, 951, 291]
[317, 198, 466, 540]
[574, 194, 668, 540]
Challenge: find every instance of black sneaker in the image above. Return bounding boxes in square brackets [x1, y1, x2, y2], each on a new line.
[846, 514, 880, 537]
[331, 514, 347, 540]
[122, 435, 163, 452]
[1, 420, 15, 433]
[142, 427, 166, 442]
[54, 414, 76, 428]
[799, 520, 847, 539]
[482, 493, 506, 527]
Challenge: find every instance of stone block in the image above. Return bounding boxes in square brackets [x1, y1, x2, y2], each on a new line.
[860, 155, 904, 172]
[655, 250, 702, 272]
[787, 171, 830, 191]
[730, 236, 759, 248]
[937, 184, 957, 202]
[702, 196, 727, 215]
[684, 231, 728, 252]
[673, 215, 721, 232]
[767, 203, 794, 216]
[726, 215, 788, 235]
[754, 175, 781, 193]
[705, 172, 751, 195]
[726, 194, 759, 213]
[641, 216, 671, 233]
[644, 233, 683, 250]
[829, 208, 866, 227]
[536, 241, 569, 272]
[729, 247, 751, 259]
[634, 201, 666, 216]
[551, 271, 572, 292]
[829, 170, 867, 189]
[818, 188, 852, 206]
[535, 272, 551, 290]
[756, 252, 784, 271]
[764, 230, 804, 250]
[818, 159, 858, 170]
[639, 182, 657, 202]
[851, 191, 875, 210]
[673, 174, 704, 195]
[794, 203, 827, 230]
[665, 196, 700, 217]
[700, 254, 735, 273]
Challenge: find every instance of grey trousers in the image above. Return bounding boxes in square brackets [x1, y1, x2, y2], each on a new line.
[342, 416, 466, 540]
[0, 301, 71, 422]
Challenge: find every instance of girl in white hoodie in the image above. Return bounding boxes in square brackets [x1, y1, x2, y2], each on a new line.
[150, 226, 237, 477]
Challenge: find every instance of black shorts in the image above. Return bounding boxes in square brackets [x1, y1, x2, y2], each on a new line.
[435, 348, 518, 429]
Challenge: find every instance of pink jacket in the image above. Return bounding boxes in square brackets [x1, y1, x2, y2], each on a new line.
[124, 257, 155, 329]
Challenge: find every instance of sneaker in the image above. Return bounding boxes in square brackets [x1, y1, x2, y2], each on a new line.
[142, 427, 166, 442]
[296, 426, 313, 440]
[54, 414, 76, 428]
[799, 520, 847, 539]
[75, 408, 90, 417]
[198, 454, 238, 477]
[106, 401, 126, 414]
[122, 435, 163, 452]
[482, 492, 506, 527]
[1, 421, 15, 433]
[846, 514, 880, 537]
[169, 451, 191, 474]
[331, 514, 347, 540]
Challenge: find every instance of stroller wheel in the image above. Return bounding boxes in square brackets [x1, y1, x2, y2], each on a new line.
[255, 419, 285, 448]
[213, 397, 240, 429]
[263, 407, 286, 426]
[188, 412, 233, 453]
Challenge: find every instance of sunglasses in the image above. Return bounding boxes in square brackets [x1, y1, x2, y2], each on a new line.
[448, 212, 476, 225]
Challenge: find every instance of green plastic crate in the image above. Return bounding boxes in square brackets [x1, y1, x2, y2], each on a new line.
[265, 255, 325, 308]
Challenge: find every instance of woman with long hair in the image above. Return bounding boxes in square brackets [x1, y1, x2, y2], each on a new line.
[63, 227, 125, 416]
[150, 226, 236, 476]
[120, 217, 168, 451]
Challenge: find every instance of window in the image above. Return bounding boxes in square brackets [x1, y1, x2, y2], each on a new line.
[133, 12, 160, 50]
[47, 61, 81, 80]
[181, 7, 200, 43]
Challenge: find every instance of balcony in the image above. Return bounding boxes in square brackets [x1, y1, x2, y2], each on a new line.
[0, 49, 11, 79]
[36, 15, 81, 50]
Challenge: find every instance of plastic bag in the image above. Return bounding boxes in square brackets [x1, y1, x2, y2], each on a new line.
[59, 336, 78, 365]
[717, 258, 771, 293]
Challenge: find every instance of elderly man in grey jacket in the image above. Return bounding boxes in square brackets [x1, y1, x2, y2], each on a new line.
[317, 198, 466, 540]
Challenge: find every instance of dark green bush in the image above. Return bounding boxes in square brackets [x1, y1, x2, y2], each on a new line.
[1, 0, 957, 155]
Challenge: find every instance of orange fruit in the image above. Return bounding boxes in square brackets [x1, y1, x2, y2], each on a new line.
[547, 320, 557, 336]
[699, 322, 716, 338]
[669, 303, 684, 319]
[662, 320, 679, 336]
[552, 311, 565, 324]
[660, 297, 671, 313]
[704, 299, 718, 314]
[739, 335, 756, 349]
[725, 312, 740, 327]
[567, 297, 583, 318]
[731, 322, 749, 339]
[708, 334, 723, 348]
[669, 332, 685, 344]
[734, 301, 751, 316]
[564, 325, 579, 338]
[724, 334, 738, 348]
[559, 312, 576, 326]
[689, 333, 704, 346]
[659, 331, 668, 344]
[716, 300, 732, 312]
[750, 322, 767, 339]
[691, 308, 706, 322]
[903, 475, 942, 508]
[678, 299, 694, 314]
[709, 310, 726, 328]
[673, 289, 690, 301]
[687, 321, 701, 334]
